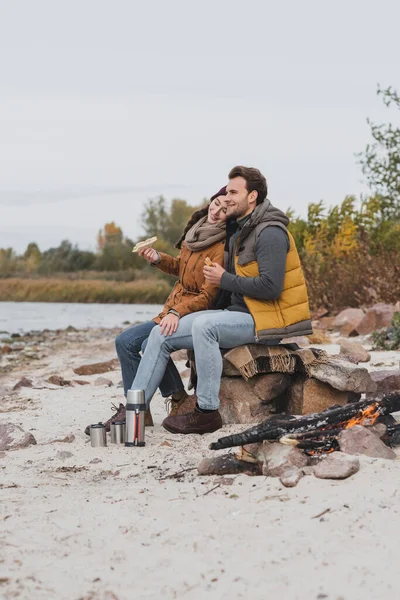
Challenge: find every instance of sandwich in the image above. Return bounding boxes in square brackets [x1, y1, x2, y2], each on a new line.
[132, 236, 158, 253]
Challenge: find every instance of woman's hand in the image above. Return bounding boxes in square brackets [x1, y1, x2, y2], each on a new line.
[159, 314, 179, 336]
[138, 247, 160, 263]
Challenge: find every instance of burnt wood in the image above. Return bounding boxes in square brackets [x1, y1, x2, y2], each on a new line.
[210, 393, 400, 450]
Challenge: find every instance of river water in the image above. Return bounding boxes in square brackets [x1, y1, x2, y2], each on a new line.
[0, 302, 164, 334]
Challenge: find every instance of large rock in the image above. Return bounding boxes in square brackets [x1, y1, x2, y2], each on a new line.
[355, 303, 396, 336]
[198, 454, 262, 476]
[313, 453, 360, 480]
[339, 339, 371, 364]
[0, 423, 37, 451]
[257, 442, 308, 477]
[287, 375, 355, 415]
[308, 358, 376, 393]
[73, 358, 119, 376]
[218, 373, 292, 424]
[333, 308, 364, 335]
[338, 425, 396, 459]
[366, 370, 400, 397]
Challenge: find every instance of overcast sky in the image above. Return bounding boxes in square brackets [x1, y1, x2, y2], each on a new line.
[1, 0, 399, 253]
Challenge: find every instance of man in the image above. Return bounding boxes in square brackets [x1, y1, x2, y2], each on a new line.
[131, 166, 312, 435]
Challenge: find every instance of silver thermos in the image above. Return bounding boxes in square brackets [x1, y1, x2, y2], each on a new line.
[90, 423, 107, 447]
[125, 389, 146, 447]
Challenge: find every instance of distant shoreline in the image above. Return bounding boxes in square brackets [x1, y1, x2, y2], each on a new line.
[0, 277, 171, 304]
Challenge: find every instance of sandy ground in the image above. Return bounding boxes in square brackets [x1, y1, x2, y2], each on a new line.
[1, 329, 400, 600]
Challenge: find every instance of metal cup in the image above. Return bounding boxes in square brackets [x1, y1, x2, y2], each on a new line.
[90, 423, 107, 447]
[110, 420, 126, 444]
[125, 389, 146, 447]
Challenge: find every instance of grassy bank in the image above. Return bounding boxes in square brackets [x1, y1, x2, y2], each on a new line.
[0, 278, 172, 304]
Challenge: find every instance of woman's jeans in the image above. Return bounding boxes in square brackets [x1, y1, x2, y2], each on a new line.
[131, 310, 258, 410]
[115, 320, 184, 398]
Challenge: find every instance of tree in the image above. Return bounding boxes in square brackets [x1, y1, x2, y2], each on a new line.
[141, 196, 203, 248]
[358, 85, 400, 218]
[23, 242, 41, 273]
[97, 222, 123, 251]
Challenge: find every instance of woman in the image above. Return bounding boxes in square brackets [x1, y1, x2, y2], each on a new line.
[85, 187, 227, 434]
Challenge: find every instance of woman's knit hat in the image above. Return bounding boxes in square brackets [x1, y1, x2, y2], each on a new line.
[210, 186, 227, 202]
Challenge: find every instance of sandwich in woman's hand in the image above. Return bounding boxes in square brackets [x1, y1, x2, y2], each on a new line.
[132, 236, 158, 253]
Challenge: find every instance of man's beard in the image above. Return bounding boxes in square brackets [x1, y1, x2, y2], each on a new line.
[226, 202, 248, 219]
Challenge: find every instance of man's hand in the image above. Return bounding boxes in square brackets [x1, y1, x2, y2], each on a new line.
[138, 247, 160, 263]
[159, 314, 179, 336]
[203, 263, 225, 286]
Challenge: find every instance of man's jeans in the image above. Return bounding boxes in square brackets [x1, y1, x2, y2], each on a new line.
[131, 310, 258, 410]
[115, 320, 184, 397]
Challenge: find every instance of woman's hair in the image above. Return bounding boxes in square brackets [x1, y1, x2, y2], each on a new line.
[175, 205, 209, 249]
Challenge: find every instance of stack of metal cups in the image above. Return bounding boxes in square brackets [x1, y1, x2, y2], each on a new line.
[125, 389, 146, 447]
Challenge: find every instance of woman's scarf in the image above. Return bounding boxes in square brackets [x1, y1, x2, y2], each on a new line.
[184, 215, 226, 251]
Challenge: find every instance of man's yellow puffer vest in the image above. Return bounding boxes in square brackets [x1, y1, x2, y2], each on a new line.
[234, 228, 312, 341]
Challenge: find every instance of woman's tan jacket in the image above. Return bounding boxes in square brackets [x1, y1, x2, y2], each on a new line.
[152, 241, 225, 323]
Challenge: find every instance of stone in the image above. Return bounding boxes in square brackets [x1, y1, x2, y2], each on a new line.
[13, 377, 33, 390]
[198, 454, 262, 476]
[338, 425, 396, 459]
[311, 307, 330, 320]
[73, 358, 119, 376]
[313, 453, 360, 479]
[72, 380, 90, 386]
[339, 339, 371, 363]
[0, 423, 37, 451]
[1, 345, 12, 354]
[179, 368, 191, 379]
[308, 358, 376, 393]
[317, 316, 336, 331]
[257, 442, 308, 477]
[218, 373, 292, 424]
[170, 349, 188, 362]
[279, 466, 304, 487]
[94, 377, 114, 387]
[366, 370, 400, 397]
[287, 375, 352, 415]
[368, 422, 387, 439]
[46, 375, 72, 387]
[355, 303, 396, 336]
[284, 336, 310, 347]
[333, 308, 364, 332]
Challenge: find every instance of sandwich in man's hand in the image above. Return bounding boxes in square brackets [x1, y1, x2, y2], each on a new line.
[204, 257, 214, 266]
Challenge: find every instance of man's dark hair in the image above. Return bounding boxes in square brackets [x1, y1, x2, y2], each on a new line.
[228, 166, 268, 205]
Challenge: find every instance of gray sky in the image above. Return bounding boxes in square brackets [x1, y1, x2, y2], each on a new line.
[1, 0, 399, 253]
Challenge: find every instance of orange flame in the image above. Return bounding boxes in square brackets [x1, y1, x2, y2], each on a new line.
[345, 403, 380, 429]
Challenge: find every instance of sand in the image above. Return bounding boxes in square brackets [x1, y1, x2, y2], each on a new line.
[1, 329, 400, 600]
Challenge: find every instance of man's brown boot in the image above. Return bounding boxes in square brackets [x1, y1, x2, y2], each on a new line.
[162, 408, 222, 435]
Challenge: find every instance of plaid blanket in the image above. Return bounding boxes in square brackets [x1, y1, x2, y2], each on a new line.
[222, 344, 328, 381]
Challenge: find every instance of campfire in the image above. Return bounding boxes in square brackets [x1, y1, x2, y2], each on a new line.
[210, 393, 400, 455]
